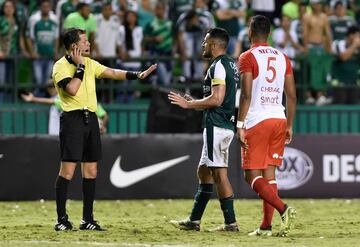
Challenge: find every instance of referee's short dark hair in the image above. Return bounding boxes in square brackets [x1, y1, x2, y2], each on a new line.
[250, 15, 271, 38]
[62, 28, 86, 50]
[207, 27, 229, 49]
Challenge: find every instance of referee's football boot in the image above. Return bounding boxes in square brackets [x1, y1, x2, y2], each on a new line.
[79, 219, 106, 231]
[170, 218, 200, 231]
[248, 227, 272, 237]
[54, 214, 74, 231]
[278, 205, 296, 237]
[207, 222, 239, 232]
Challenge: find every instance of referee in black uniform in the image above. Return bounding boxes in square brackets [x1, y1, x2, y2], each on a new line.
[52, 28, 156, 231]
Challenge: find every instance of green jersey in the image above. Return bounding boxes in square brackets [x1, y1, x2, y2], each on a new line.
[212, 0, 245, 36]
[31, 18, 58, 57]
[15, 2, 28, 29]
[138, 7, 155, 29]
[329, 15, 355, 40]
[54, 96, 62, 111]
[90, 1, 103, 15]
[332, 39, 360, 85]
[170, 0, 193, 21]
[0, 17, 18, 55]
[144, 17, 172, 53]
[64, 12, 97, 39]
[202, 55, 239, 131]
[61, 1, 77, 20]
[28, 0, 38, 15]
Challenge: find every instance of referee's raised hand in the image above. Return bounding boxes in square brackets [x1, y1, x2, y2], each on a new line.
[138, 64, 157, 79]
[70, 46, 84, 65]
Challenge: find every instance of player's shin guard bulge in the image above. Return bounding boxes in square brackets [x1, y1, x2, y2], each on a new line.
[204, 195, 239, 232]
[260, 179, 277, 229]
[220, 195, 236, 225]
[251, 176, 285, 214]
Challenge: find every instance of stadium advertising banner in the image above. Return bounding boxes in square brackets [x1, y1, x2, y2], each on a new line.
[0, 135, 360, 200]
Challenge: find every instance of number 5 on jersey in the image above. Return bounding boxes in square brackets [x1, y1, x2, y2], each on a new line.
[266, 57, 276, 83]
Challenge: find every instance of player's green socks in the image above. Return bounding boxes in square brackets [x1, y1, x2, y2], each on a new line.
[220, 195, 236, 224]
[189, 184, 213, 222]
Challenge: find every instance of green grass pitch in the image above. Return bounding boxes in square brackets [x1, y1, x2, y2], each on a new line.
[0, 199, 360, 247]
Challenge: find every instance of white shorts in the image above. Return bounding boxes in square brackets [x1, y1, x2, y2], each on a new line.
[199, 126, 234, 168]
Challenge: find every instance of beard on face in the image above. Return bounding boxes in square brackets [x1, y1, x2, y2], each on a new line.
[202, 49, 212, 59]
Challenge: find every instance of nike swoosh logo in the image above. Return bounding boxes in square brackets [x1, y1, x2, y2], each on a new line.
[110, 155, 190, 188]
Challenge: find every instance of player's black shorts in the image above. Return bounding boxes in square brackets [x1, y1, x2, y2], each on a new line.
[59, 109, 102, 162]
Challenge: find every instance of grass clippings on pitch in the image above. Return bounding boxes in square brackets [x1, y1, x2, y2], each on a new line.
[0, 199, 360, 247]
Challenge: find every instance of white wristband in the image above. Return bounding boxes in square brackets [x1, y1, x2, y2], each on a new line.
[237, 121, 245, 129]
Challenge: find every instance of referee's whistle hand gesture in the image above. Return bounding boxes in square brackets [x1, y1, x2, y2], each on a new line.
[138, 64, 158, 79]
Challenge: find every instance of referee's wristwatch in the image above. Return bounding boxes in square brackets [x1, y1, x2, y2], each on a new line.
[236, 120, 246, 129]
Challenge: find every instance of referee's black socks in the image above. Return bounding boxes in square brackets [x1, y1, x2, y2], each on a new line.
[82, 178, 96, 222]
[55, 176, 70, 221]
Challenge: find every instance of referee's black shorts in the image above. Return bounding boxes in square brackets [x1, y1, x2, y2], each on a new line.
[59, 109, 102, 162]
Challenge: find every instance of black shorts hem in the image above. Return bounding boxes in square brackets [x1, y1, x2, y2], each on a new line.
[61, 159, 79, 163]
[61, 159, 100, 163]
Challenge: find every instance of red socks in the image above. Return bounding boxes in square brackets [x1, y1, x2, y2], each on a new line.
[260, 179, 277, 229]
[251, 176, 285, 217]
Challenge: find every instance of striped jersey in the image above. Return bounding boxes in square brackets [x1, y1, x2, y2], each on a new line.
[238, 43, 293, 128]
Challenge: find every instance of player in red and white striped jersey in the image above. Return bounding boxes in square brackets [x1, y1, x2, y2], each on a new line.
[237, 15, 297, 237]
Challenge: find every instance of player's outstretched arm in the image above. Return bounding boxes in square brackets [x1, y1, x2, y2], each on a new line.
[168, 92, 189, 109]
[21, 92, 55, 105]
[168, 84, 225, 110]
[138, 64, 158, 79]
[100, 64, 157, 80]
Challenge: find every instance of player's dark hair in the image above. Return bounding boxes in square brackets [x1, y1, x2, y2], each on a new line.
[155, 1, 166, 8]
[76, 2, 88, 11]
[102, 2, 112, 9]
[207, 27, 229, 49]
[250, 15, 271, 38]
[334, 0, 343, 9]
[39, 0, 51, 4]
[346, 25, 360, 36]
[62, 28, 86, 50]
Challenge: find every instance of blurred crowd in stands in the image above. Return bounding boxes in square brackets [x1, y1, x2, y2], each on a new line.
[0, 0, 359, 105]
